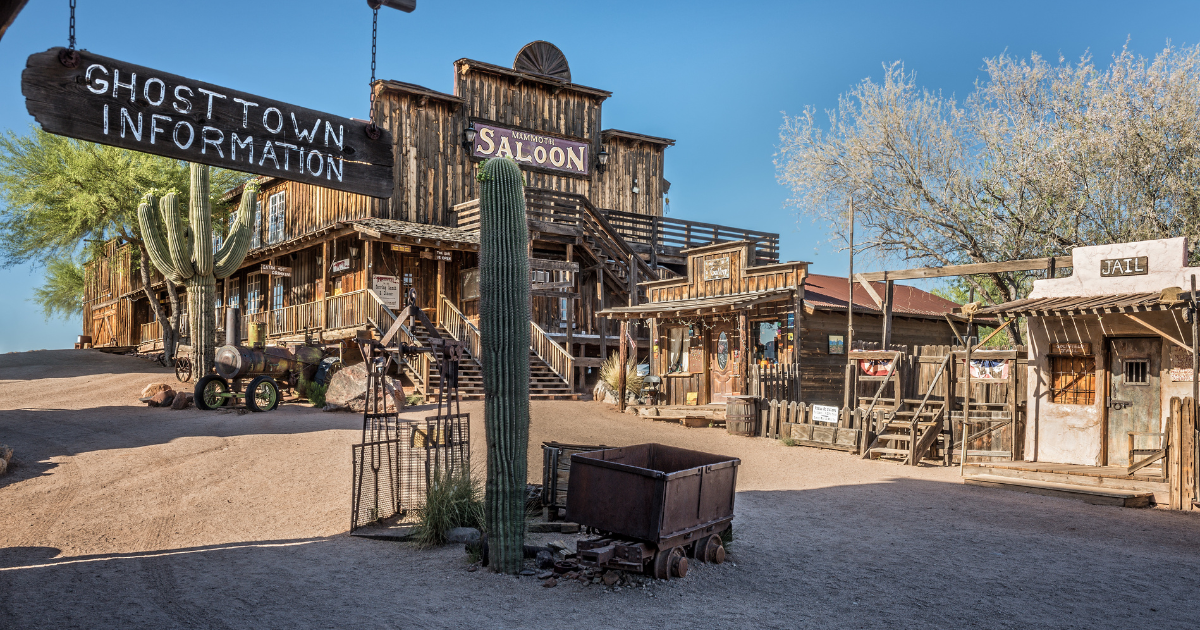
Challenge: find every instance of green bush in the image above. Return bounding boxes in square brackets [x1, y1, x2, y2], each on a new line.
[414, 467, 484, 548]
[297, 377, 329, 408]
[599, 352, 643, 395]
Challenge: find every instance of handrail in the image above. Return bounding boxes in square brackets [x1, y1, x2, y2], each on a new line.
[139, 321, 161, 343]
[531, 319, 574, 390]
[438, 295, 482, 361]
[366, 289, 429, 394]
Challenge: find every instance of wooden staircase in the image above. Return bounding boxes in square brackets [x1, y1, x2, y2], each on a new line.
[401, 322, 578, 401]
[862, 399, 948, 465]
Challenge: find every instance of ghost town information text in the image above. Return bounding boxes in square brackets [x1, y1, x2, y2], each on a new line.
[22, 48, 394, 198]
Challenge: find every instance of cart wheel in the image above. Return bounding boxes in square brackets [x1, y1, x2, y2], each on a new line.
[174, 357, 192, 383]
[246, 376, 280, 412]
[652, 547, 688, 580]
[194, 375, 230, 411]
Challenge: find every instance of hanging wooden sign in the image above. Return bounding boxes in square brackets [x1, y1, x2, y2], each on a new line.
[391, 244, 412, 253]
[260, 264, 291, 277]
[22, 48, 394, 198]
[434, 250, 453, 262]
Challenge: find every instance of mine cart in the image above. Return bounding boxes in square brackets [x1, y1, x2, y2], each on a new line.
[566, 443, 739, 580]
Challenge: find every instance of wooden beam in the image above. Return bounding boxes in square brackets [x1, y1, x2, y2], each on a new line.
[1125, 313, 1193, 352]
[855, 274, 883, 307]
[881, 280, 894, 349]
[857, 256, 1074, 282]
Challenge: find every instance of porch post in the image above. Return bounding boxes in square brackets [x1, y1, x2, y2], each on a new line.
[320, 240, 329, 331]
[881, 279, 894, 349]
[598, 267, 607, 360]
[618, 318, 628, 412]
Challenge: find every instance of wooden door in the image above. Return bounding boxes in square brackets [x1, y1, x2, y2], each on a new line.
[91, 305, 117, 346]
[1106, 337, 1161, 466]
[709, 323, 741, 403]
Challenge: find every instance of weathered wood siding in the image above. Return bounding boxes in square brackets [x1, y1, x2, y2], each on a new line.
[646, 243, 804, 302]
[593, 134, 667, 216]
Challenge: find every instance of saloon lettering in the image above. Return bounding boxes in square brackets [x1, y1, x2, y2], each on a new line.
[22, 48, 394, 198]
[471, 122, 589, 175]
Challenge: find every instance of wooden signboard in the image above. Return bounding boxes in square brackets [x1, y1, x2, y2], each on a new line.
[470, 121, 590, 177]
[703, 256, 731, 281]
[391, 244, 412, 253]
[260, 264, 291, 277]
[530, 258, 579, 273]
[1100, 256, 1149, 277]
[330, 259, 351, 274]
[434, 250, 453, 262]
[1051, 342, 1092, 355]
[22, 48, 394, 198]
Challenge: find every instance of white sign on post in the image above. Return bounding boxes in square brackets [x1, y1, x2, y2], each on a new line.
[811, 404, 840, 424]
[371, 275, 401, 309]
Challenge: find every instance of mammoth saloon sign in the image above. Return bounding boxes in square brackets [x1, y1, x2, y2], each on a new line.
[470, 121, 589, 176]
[21, 48, 394, 198]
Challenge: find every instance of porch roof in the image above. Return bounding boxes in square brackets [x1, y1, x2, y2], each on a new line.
[598, 288, 795, 320]
[349, 218, 480, 249]
[977, 291, 1194, 317]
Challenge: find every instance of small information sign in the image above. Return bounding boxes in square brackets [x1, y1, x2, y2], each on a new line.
[811, 404, 839, 424]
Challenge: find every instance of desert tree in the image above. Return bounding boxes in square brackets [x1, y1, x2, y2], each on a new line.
[0, 127, 248, 358]
[777, 43, 1200, 342]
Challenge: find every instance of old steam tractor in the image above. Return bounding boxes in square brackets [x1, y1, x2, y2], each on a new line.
[194, 309, 327, 412]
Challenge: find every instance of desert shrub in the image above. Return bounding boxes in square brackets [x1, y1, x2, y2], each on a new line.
[414, 467, 484, 548]
[599, 352, 643, 395]
[297, 378, 329, 408]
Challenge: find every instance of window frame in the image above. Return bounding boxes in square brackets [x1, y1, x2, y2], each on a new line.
[1049, 354, 1097, 405]
[266, 191, 286, 245]
[1123, 359, 1150, 386]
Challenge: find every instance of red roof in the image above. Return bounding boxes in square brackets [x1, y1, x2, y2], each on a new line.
[803, 274, 962, 317]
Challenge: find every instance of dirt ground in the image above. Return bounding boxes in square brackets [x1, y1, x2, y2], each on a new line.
[2, 349, 1199, 629]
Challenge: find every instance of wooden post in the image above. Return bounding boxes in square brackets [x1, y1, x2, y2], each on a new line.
[1191, 275, 1198, 506]
[598, 267, 607, 361]
[739, 310, 749, 397]
[844, 198, 855, 412]
[565, 244, 574, 350]
[618, 319, 628, 412]
[881, 279, 894, 349]
[320, 240, 329, 330]
[1008, 350, 1019, 461]
[436, 257, 446, 325]
[961, 335, 973, 475]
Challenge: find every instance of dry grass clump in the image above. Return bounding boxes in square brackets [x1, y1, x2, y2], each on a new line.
[599, 352, 643, 395]
[414, 467, 484, 548]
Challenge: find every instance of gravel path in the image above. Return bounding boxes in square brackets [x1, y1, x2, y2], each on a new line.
[1, 349, 1198, 629]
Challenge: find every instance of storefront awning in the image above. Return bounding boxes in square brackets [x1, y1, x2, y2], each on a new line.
[598, 288, 795, 320]
[977, 291, 1194, 317]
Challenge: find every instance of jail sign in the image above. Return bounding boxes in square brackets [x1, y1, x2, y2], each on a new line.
[22, 48, 394, 198]
[1100, 256, 1148, 277]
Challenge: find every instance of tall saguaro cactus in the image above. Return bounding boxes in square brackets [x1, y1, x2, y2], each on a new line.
[138, 164, 258, 377]
[479, 157, 531, 574]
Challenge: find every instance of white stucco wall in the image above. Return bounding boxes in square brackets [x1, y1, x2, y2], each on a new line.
[1029, 237, 1199, 299]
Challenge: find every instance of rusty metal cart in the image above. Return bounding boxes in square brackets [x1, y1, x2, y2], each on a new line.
[566, 443, 739, 580]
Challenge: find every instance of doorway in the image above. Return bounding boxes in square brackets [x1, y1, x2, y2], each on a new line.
[708, 322, 741, 403]
[1106, 337, 1162, 467]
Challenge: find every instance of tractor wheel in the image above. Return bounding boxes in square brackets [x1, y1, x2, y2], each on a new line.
[195, 375, 230, 411]
[246, 376, 280, 412]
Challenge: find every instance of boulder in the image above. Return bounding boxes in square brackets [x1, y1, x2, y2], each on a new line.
[170, 392, 192, 410]
[0, 458, 6, 475]
[446, 527, 481, 545]
[141, 383, 174, 399]
[149, 390, 175, 407]
[0, 444, 12, 463]
[325, 363, 405, 413]
[593, 380, 614, 403]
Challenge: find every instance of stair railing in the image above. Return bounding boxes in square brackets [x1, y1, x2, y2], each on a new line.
[367, 289, 429, 395]
[530, 320, 574, 390]
[438, 295, 482, 361]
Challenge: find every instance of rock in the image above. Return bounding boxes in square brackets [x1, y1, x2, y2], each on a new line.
[446, 527, 481, 545]
[536, 570, 554, 579]
[326, 363, 405, 413]
[170, 391, 192, 410]
[0, 444, 12, 463]
[519, 569, 536, 576]
[321, 403, 344, 412]
[0, 458, 6, 475]
[639, 406, 659, 417]
[542, 577, 557, 588]
[603, 390, 618, 405]
[466, 565, 478, 572]
[592, 577, 601, 584]
[141, 383, 174, 399]
[535, 550, 555, 569]
[602, 570, 620, 586]
[149, 390, 174, 407]
[546, 540, 570, 555]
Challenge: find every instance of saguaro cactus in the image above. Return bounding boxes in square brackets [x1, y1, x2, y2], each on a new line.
[478, 157, 531, 574]
[138, 164, 258, 377]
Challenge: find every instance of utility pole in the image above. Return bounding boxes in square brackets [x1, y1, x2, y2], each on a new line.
[843, 197, 855, 412]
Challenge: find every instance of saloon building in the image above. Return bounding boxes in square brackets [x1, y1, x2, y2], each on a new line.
[81, 41, 779, 399]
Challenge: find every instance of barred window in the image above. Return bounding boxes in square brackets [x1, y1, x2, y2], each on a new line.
[267, 192, 285, 245]
[1050, 355, 1095, 405]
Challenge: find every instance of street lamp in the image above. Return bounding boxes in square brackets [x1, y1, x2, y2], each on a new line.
[596, 146, 609, 174]
[463, 122, 477, 149]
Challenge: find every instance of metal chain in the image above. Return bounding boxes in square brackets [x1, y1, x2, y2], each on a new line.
[369, 8, 378, 104]
[68, 0, 77, 49]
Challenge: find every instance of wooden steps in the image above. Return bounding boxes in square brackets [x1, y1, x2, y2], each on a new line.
[963, 474, 1154, 508]
[863, 399, 948, 465]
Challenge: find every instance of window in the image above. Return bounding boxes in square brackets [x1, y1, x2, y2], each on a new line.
[753, 321, 786, 366]
[1050, 355, 1096, 405]
[667, 327, 691, 373]
[247, 277, 262, 314]
[266, 192, 285, 245]
[226, 278, 240, 309]
[251, 197, 262, 249]
[1124, 359, 1149, 385]
[272, 280, 285, 311]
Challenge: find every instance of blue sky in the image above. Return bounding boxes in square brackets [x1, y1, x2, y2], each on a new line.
[1, 0, 1197, 352]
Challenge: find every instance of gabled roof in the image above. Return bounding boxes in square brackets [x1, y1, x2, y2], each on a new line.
[803, 274, 962, 318]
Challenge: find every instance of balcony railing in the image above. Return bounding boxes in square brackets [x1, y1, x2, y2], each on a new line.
[599, 209, 779, 265]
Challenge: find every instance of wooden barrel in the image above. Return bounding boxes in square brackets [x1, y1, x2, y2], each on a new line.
[726, 396, 758, 436]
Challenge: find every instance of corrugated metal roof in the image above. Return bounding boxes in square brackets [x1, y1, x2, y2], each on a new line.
[977, 292, 1190, 316]
[803, 274, 963, 317]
